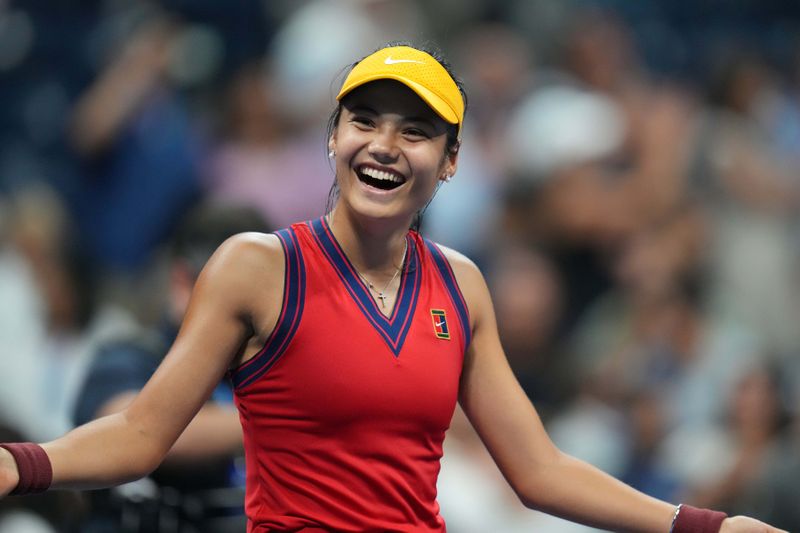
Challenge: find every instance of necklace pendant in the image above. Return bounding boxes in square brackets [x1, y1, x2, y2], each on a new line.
[354, 238, 407, 311]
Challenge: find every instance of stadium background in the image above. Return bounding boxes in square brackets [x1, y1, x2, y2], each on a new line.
[1, 0, 800, 531]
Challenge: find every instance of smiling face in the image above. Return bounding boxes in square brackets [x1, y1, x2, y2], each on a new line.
[329, 80, 458, 226]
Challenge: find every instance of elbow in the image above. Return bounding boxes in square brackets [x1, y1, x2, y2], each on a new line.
[117, 421, 171, 483]
[503, 468, 547, 510]
[507, 450, 567, 512]
[513, 482, 543, 511]
[112, 446, 165, 486]
[514, 482, 564, 516]
[136, 451, 164, 480]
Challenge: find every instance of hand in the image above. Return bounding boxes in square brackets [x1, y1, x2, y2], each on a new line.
[0, 447, 19, 498]
[720, 515, 789, 533]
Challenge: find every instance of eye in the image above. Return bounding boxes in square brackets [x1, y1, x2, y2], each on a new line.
[403, 127, 430, 140]
[349, 115, 374, 129]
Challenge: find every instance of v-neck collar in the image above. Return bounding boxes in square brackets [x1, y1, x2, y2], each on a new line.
[308, 217, 421, 357]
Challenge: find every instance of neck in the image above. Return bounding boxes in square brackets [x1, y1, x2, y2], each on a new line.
[326, 205, 411, 274]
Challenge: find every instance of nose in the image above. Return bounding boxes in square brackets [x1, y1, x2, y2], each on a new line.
[367, 126, 400, 163]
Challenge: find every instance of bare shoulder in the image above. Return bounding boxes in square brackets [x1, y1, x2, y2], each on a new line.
[434, 243, 482, 284]
[194, 231, 285, 309]
[431, 243, 490, 325]
[209, 231, 284, 274]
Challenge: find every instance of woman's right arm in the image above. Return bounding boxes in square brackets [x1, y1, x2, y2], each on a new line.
[0, 232, 284, 495]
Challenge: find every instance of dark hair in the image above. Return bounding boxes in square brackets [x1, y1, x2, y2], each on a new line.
[324, 41, 468, 232]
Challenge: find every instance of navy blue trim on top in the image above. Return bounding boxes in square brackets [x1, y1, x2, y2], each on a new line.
[230, 228, 306, 390]
[308, 217, 420, 357]
[424, 240, 471, 349]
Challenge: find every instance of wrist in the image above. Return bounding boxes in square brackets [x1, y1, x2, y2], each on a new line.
[0, 443, 52, 495]
[0, 447, 20, 494]
[670, 504, 727, 533]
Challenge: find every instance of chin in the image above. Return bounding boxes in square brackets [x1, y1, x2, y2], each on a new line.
[344, 196, 413, 225]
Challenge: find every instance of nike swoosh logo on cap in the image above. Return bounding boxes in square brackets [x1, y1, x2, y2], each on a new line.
[384, 57, 424, 65]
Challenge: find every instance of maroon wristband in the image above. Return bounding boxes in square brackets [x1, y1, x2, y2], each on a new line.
[0, 443, 53, 495]
[672, 504, 727, 533]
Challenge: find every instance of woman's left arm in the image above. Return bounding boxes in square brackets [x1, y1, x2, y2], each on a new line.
[447, 249, 785, 533]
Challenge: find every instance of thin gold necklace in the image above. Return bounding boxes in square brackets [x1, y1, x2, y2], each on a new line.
[325, 211, 407, 308]
[354, 238, 407, 308]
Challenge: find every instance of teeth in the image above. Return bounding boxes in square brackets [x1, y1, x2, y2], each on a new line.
[361, 167, 403, 183]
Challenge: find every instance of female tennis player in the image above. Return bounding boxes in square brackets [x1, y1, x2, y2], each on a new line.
[0, 43, 787, 533]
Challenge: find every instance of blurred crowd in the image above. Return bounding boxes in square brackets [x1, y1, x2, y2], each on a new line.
[1, 0, 800, 532]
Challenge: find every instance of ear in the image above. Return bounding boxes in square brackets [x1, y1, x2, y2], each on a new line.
[328, 135, 336, 155]
[441, 142, 460, 181]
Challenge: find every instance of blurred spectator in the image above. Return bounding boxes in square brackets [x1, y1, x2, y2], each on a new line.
[691, 49, 800, 356]
[487, 243, 569, 417]
[568, 205, 708, 381]
[0, 184, 136, 442]
[453, 24, 534, 172]
[202, 61, 331, 228]
[571, 206, 762, 430]
[672, 364, 800, 531]
[72, 201, 270, 533]
[66, 8, 204, 273]
[0, 194, 45, 438]
[618, 387, 680, 502]
[500, 8, 698, 336]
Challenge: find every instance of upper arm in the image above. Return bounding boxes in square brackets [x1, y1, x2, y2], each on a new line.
[442, 247, 561, 494]
[120, 232, 284, 454]
[36, 233, 283, 488]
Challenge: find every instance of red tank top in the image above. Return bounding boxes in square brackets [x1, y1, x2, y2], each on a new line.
[229, 218, 471, 532]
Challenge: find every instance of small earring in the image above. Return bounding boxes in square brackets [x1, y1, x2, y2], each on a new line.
[443, 174, 452, 183]
[328, 150, 335, 159]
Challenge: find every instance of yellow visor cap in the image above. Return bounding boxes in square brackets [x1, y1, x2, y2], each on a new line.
[336, 46, 464, 134]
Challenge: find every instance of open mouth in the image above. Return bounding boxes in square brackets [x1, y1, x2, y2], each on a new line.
[356, 165, 406, 191]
